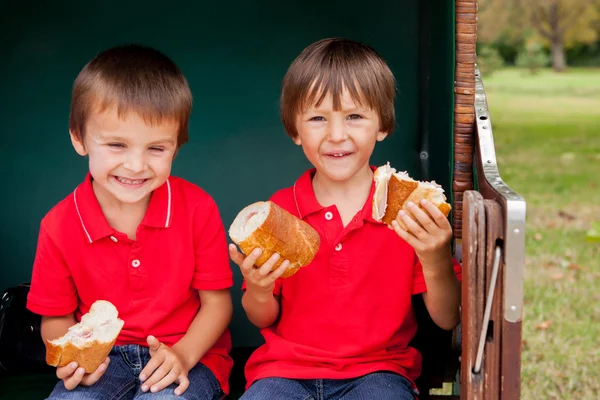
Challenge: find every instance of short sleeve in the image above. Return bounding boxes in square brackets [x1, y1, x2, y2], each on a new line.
[412, 255, 462, 295]
[192, 197, 234, 290]
[27, 221, 78, 316]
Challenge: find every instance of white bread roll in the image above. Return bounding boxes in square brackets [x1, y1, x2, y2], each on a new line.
[229, 201, 320, 278]
[373, 163, 451, 228]
[45, 300, 124, 373]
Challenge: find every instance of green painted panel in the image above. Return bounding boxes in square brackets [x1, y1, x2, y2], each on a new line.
[0, 0, 454, 348]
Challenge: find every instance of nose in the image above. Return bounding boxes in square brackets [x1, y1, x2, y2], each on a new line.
[123, 150, 148, 173]
[327, 119, 347, 143]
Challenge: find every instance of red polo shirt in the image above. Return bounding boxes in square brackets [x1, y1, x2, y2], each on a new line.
[27, 174, 234, 393]
[244, 169, 462, 388]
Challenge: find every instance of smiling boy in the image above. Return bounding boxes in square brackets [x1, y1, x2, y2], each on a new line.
[27, 45, 233, 400]
[230, 38, 462, 400]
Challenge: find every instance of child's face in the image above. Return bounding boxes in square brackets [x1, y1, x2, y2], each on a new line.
[70, 107, 179, 209]
[294, 88, 387, 183]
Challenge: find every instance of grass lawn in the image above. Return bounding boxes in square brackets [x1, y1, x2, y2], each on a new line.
[483, 68, 600, 399]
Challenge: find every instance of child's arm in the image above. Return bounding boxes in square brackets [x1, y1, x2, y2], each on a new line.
[392, 199, 461, 330]
[420, 259, 461, 330]
[41, 314, 110, 390]
[172, 289, 232, 370]
[229, 245, 290, 328]
[41, 314, 76, 343]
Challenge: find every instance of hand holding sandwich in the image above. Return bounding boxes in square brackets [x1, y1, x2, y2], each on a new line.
[56, 357, 110, 390]
[230, 245, 291, 296]
[391, 199, 453, 268]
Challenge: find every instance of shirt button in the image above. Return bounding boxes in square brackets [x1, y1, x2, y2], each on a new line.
[335, 243, 343, 251]
[131, 259, 140, 268]
[110, 236, 118, 243]
[325, 211, 333, 220]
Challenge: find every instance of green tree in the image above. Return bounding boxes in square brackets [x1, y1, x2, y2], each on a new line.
[530, 0, 599, 71]
[478, 0, 600, 71]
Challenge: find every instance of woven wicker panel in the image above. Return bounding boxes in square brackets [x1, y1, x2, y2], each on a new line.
[453, 0, 477, 239]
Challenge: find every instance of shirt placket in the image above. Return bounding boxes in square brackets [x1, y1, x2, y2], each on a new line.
[127, 231, 146, 295]
[322, 208, 350, 289]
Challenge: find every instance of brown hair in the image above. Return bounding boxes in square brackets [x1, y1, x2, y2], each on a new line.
[69, 44, 192, 147]
[281, 38, 396, 138]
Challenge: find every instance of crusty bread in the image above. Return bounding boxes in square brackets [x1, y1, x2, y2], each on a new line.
[229, 201, 320, 278]
[373, 163, 451, 228]
[45, 300, 124, 373]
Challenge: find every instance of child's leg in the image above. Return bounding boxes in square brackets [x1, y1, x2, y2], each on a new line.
[241, 378, 315, 400]
[45, 348, 136, 399]
[332, 372, 417, 400]
[133, 363, 222, 400]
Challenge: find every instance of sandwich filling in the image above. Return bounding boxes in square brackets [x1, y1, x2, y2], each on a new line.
[229, 202, 269, 243]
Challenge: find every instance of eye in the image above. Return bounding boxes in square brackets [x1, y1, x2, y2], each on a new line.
[309, 116, 326, 122]
[108, 143, 125, 148]
[149, 147, 165, 153]
[347, 114, 364, 120]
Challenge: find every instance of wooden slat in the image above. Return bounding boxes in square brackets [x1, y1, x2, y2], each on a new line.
[483, 200, 503, 398]
[460, 191, 485, 400]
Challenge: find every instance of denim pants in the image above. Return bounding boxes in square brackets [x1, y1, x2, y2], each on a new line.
[240, 372, 418, 400]
[46, 345, 223, 400]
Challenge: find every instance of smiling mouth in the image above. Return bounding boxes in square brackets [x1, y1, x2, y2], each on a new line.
[114, 176, 149, 186]
[326, 152, 353, 157]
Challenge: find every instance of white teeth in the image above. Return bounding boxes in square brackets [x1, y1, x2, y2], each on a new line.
[331, 153, 346, 157]
[116, 177, 146, 185]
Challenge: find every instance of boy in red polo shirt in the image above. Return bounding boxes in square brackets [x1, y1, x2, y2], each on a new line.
[229, 38, 462, 399]
[27, 45, 233, 400]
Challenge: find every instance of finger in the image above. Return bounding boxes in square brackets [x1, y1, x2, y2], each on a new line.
[256, 253, 281, 277]
[81, 358, 110, 386]
[140, 352, 165, 382]
[228, 244, 246, 267]
[174, 374, 190, 396]
[398, 209, 427, 239]
[391, 220, 420, 248]
[146, 335, 162, 355]
[404, 202, 438, 233]
[241, 248, 264, 273]
[63, 366, 85, 390]
[420, 199, 452, 229]
[268, 260, 290, 280]
[143, 364, 173, 392]
[56, 362, 79, 380]
[150, 369, 181, 393]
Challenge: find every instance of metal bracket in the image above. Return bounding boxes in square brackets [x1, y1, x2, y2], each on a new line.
[473, 245, 502, 374]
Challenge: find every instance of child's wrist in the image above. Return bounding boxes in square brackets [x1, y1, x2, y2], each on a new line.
[245, 287, 275, 304]
[421, 259, 455, 280]
[171, 342, 198, 372]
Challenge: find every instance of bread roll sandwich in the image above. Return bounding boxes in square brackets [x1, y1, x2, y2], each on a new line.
[373, 163, 451, 228]
[229, 201, 320, 278]
[45, 300, 124, 373]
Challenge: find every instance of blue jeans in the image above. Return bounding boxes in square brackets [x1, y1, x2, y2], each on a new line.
[240, 372, 417, 400]
[46, 345, 223, 400]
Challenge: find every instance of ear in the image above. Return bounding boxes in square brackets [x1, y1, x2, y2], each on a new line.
[70, 130, 88, 156]
[292, 135, 302, 146]
[376, 131, 388, 142]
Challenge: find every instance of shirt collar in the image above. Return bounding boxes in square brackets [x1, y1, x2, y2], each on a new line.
[293, 167, 382, 224]
[73, 174, 173, 243]
[292, 169, 324, 219]
[141, 178, 173, 228]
